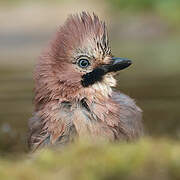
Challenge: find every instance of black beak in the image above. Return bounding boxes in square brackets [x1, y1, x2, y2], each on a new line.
[107, 57, 132, 73]
[81, 57, 132, 87]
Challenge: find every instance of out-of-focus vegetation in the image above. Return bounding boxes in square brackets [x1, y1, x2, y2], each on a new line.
[0, 0, 61, 3]
[0, 139, 180, 180]
[0, 0, 64, 5]
[108, 0, 180, 27]
[1, 0, 180, 27]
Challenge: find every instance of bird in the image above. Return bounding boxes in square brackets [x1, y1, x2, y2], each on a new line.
[28, 12, 143, 152]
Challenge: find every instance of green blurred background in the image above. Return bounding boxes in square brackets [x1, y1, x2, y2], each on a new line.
[0, 0, 180, 155]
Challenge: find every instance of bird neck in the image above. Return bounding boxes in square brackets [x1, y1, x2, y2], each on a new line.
[83, 74, 116, 100]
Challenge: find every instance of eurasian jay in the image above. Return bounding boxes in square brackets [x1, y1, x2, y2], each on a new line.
[28, 12, 143, 151]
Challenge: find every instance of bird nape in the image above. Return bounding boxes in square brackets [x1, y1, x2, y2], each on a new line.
[28, 12, 143, 152]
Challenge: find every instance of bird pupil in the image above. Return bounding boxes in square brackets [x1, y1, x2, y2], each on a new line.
[78, 59, 89, 68]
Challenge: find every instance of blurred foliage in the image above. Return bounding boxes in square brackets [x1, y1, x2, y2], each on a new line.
[0, 0, 65, 5]
[0, 0, 179, 27]
[107, 0, 180, 27]
[0, 138, 180, 180]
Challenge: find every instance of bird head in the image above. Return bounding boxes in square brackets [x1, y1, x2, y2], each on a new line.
[34, 12, 131, 109]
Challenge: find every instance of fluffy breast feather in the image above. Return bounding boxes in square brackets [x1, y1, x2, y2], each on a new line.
[92, 74, 116, 97]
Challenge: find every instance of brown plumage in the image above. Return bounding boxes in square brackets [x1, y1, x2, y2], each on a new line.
[28, 12, 143, 151]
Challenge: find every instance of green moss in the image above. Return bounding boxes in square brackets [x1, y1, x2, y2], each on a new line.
[0, 138, 180, 180]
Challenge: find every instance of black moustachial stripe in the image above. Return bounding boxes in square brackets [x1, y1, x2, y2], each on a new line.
[81, 58, 132, 87]
[81, 67, 107, 87]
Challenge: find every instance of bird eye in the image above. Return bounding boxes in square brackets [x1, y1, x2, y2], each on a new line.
[78, 58, 90, 68]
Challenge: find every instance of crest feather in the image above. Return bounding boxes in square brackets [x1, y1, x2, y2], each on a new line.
[50, 12, 111, 61]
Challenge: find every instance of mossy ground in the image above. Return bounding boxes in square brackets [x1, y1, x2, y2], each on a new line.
[0, 138, 180, 180]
